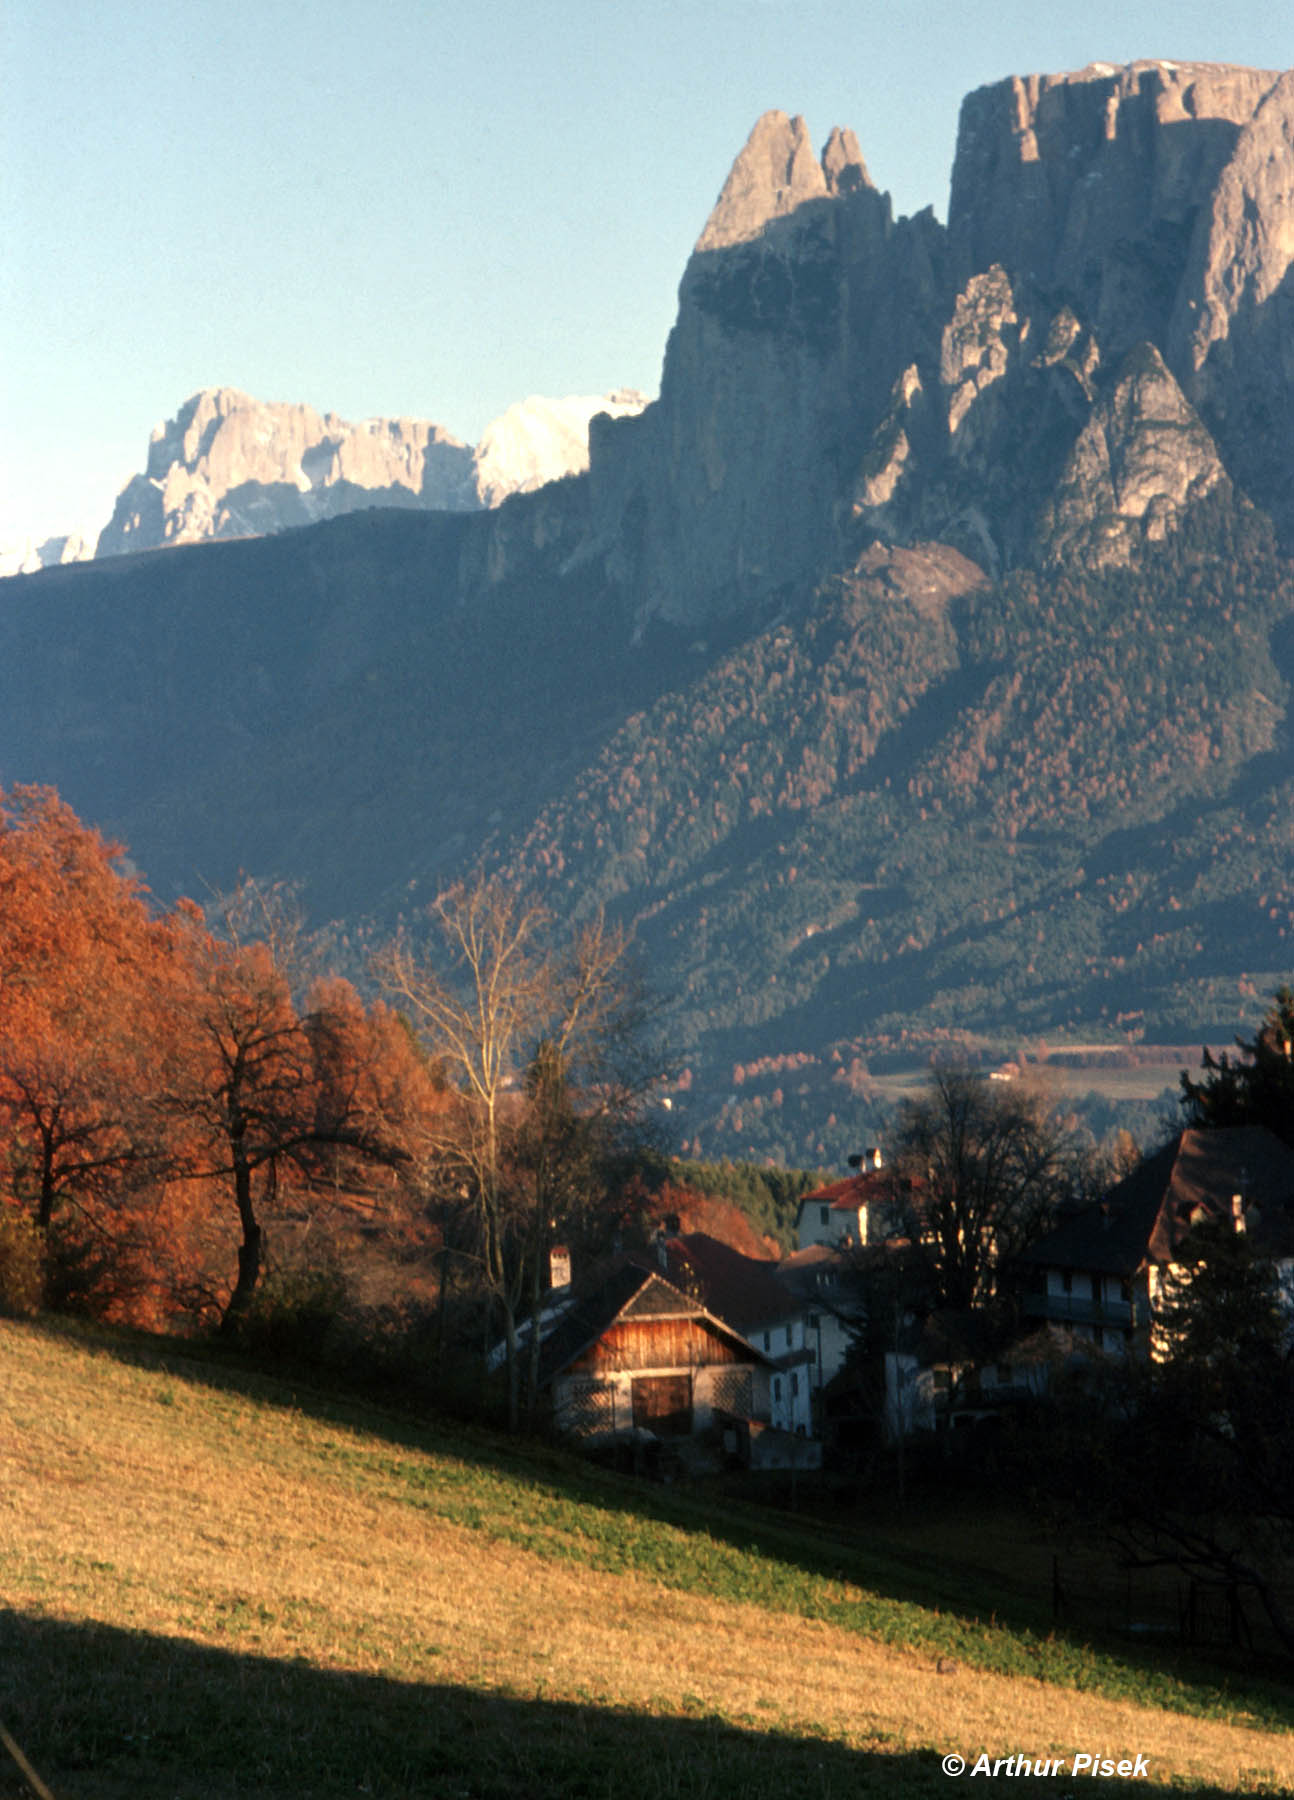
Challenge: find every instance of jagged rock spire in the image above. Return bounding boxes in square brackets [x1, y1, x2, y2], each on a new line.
[695, 111, 829, 251]
[821, 125, 871, 194]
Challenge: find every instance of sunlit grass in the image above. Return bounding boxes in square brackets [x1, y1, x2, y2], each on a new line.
[1, 1318, 1291, 1797]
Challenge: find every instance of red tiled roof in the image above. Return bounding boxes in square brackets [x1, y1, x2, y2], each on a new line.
[798, 1172, 880, 1213]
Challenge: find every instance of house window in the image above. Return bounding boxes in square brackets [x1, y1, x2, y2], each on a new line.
[762, 1330, 770, 1351]
[790, 1372, 799, 1396]
[785, 1324, 793, 1347]
[808, 1312, 820, 1329]
[773, 1377, 782, 1401]
[820, 1205, 830, 1228]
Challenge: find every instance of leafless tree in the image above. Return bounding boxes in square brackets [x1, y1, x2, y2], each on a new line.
[377, 875, 663, 1427]
[890, 1062, 1079, 1313]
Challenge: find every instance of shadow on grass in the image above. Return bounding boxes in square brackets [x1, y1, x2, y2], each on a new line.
[37, 1319, 1294, 1724]
[0, 1610, 1260, 1800]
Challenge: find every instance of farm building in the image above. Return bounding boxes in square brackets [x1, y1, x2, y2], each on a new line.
[524, 1259, 774, 1446]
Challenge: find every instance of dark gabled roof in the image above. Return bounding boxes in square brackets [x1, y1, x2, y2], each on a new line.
[1147, 1127, 1294, 1258]
[665, 1232, 793, 1330]
[534, 1260, 657, 1387]
[777, 1239, 871, 1295]
[1022, 1144, 1173, 1277]
[535, 1256, 771, 1387]
[780, 1241, 840, 1271]
[1022, 1127, 1294, 1276]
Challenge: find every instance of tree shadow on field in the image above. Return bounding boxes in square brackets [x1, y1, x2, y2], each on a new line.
[41, 1322, 1294, 1722]
[0, 1610, 1256, 1800]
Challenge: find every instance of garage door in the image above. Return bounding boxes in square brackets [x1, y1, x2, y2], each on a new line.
[631, 1374, 691, 1435]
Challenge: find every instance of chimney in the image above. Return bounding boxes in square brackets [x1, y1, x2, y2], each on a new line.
[549, 1244, 572, 1290]
[847, 1147, 883, 1172]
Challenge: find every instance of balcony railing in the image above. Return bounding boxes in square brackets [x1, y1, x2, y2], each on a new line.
[1025, 1291, 1135, 1328]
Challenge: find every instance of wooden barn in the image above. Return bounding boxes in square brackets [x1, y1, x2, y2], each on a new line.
[533, 1260, 773, 1443]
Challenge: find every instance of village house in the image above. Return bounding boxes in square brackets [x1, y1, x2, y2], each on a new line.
[794, 1148, 886, 1251]
[1020, 1125, 1294, 1356]
[663, 1231, 819, 1439]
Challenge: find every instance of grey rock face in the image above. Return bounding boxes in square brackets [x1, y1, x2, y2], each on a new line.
[1037, 343, 1227, 565]
[1169, 69, 1294, 531]
[93, 387, 649, 561]
[587, 62, 1294, 624]
[944, 60, 1294, 540]
[87, 64, 1294, 603]
[694, 111, 833, 253]
[0, 532, 94, 579]
[948, 62, 1281, 358]
[590, 111, 942, 624]
[940, 267, 1018, 442]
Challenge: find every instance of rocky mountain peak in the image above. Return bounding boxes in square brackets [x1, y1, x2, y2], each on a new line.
[1036, 342, 1227, 566]
[947, 61, 1284, 359]
[471, 390, 649, 508]
[821, 125, 871, 195]
[99, 389, 478, 558]
[94, 386, 649, 559]
[595, 62, 1294, 624]
[694, 110, 830, 252]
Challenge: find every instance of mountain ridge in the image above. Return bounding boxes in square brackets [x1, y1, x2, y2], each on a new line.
[95, 384, 650, 558]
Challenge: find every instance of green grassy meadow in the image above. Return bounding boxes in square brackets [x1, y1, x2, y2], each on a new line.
[1, 1319, 1291, 1798]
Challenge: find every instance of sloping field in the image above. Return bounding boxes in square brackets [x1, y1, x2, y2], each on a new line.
[0, 1320, 1290, 1798]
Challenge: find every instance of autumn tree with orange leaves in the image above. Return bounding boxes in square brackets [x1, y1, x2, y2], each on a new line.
[156, 901, 440, 1335]
[0, 787, 180, 1311]
[0, 793, 438, 1334]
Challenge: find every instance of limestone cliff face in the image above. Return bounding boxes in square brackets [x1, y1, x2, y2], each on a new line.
[589, 111, 943, 622]
[472, 390, 648, 508]
[948, 62, 1280, 357]
[89, 64, 1294, 602]
[97, 388, 479, 557]
[1035, 344, 1227, 565]
[95, 387, 648, 560]
[587, 62, 1294, 624]
[0, 532, 94, 579]
[1167, 68, 1294, 528]
[938, 59, 1294, 542]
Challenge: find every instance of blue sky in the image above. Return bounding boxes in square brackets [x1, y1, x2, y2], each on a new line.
[3, 1, 1290, 545]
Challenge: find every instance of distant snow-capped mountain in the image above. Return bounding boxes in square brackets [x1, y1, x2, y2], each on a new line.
[0, 532, 95, 579]
[472, 390, 649, 507]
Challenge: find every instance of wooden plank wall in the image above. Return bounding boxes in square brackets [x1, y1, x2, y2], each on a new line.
[570, 1316, 744, 1373]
